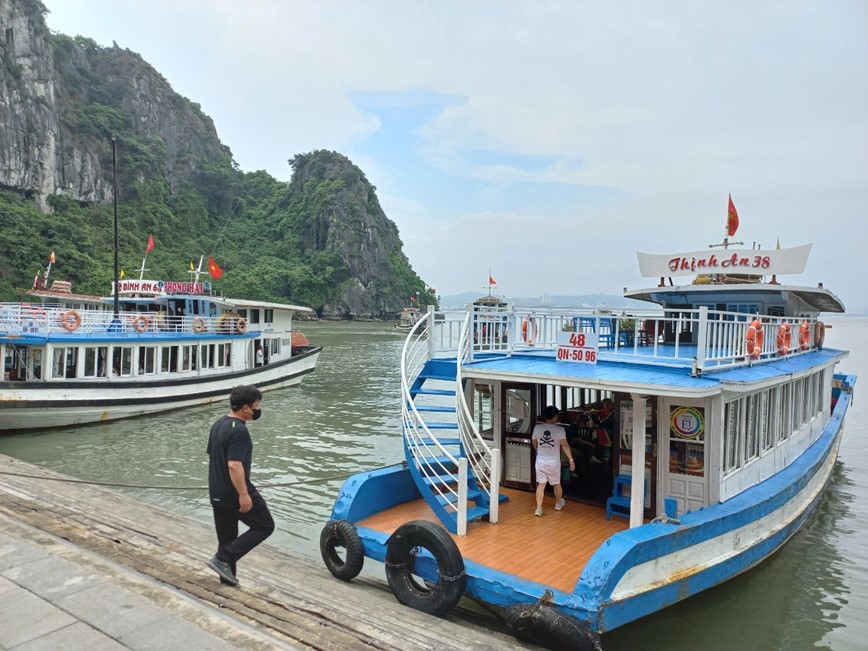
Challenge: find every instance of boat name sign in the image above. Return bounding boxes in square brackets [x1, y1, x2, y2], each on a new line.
[636, 243, 812, 278]
[113, 279, 209, 296]
[556, 331, 598, 364]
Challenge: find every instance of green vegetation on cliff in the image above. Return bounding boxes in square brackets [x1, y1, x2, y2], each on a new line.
[0, 4, 431, 316]
[0, 148, 431, 316]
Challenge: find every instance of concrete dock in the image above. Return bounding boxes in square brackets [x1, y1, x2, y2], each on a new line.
[0, 454, 535, 650]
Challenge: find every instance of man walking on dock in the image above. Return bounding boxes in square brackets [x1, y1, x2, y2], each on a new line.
[206, 385, 275, 586]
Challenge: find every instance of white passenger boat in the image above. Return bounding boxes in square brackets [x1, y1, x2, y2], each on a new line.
[320, 230, 855, 649]
[0, 275, 321, 431]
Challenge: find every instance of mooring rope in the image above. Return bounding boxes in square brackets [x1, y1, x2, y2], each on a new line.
[0, 461, 405, 491]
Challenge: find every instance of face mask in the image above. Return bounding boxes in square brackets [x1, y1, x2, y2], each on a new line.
[251, 408, 262, 421]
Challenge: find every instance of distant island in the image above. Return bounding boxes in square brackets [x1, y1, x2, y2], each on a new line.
[439, 292, 651, 310]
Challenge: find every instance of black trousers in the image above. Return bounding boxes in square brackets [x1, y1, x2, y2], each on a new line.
[211, 493, 275, 573]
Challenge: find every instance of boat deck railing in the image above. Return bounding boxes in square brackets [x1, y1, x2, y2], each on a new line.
[428, 304, 826, 376]
[455, 311, 500, 524]
[0, 304, 256, 337]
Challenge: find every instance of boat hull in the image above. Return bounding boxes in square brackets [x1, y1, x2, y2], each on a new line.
[327, 374, 854, 634]
[0, 347, 320, 431]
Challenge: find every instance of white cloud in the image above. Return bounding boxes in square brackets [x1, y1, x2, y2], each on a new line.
[41, 0, 868, 311]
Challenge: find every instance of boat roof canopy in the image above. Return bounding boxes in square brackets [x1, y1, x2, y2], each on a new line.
[229, 298, 316, 315]
[624, 283, 845, 315]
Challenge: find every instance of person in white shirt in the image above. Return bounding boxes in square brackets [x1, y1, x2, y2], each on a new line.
[531, 406, 575, 516]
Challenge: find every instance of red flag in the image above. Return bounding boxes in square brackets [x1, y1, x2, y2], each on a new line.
[208, 256, 223, 279]
[727, 194, 739, 237]
[49, 251, 56, 264]
[410, 296, 416, 302]
[489, 276, 497, 285]
[146, 233, 155, 254]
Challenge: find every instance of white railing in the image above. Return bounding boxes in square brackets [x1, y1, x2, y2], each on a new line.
[400, 312, 470, 533]
[0, 303, 254, 336]
[455, 311, 500, 524]
[430, 304, 826, 376]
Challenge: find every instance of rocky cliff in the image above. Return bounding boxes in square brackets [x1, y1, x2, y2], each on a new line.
[0, 0, 227, 210]
[0, 0, 431, 317]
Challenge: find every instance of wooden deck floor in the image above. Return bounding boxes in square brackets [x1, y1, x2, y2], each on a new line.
[360, 489, 629, 593]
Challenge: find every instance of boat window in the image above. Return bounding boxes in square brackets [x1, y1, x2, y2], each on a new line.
[780, 384, 792, 440]
[201, 344, 214, 369]
[505, 388, 531, 434]
[237, 309, 247, 319]
[264, 309, 273, 324]
[723, 400, 742, 474]
[745, 394, 759, 461]
[760, 390, 773, 452]
[51, 347, 78, 379]
[181, 345, 197, 371]
[138, 346, 156, 375]
[249, 309, 261, 324]
[724, 371, 826, 478]
[472, 382, 494, 438]
[112, 347, 133, 376]
[161, 346, 179, 373]
[83, 346, 109, 377]
[217, 343, 230, 368]
[269, 337, 281, 356]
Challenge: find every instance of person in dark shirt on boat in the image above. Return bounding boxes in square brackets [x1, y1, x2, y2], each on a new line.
[590, 398, 614, 462]
[206, 384, 274, 586]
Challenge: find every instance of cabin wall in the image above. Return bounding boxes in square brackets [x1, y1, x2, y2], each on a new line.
[718, 365, 832, 502]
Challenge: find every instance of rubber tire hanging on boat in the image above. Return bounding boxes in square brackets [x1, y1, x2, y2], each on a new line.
[504, 602, 602, 651]
[319, 519, 365, 582]
[235, 317, 247, 334]
[385, 520, 465, 617]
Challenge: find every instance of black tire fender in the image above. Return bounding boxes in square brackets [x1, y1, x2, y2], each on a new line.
[320, 519, 364, 581]
[385, 520, 465, 617]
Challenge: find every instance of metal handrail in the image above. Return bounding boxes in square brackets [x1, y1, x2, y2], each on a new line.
[399, 312, 467, 531]
[455, 311, 500, 524]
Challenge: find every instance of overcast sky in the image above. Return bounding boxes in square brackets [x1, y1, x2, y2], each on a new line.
[40, 1, 868, 311]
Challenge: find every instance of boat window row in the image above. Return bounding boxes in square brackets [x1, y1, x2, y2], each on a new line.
[723, 371, 825, 476]
[46, 343, 234, 379]
[236, 308, 274, 325]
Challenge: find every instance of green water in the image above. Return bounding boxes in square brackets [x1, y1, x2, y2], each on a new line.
[1, 318, 866, 650]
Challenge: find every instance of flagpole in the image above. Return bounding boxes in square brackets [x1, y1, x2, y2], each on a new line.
[112, 134, 120, 317]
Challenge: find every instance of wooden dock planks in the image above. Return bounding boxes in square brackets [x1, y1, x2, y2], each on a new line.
[0, 454, 534, 651]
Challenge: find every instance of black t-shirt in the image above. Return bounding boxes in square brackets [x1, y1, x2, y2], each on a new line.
[207, 415, 257, 505]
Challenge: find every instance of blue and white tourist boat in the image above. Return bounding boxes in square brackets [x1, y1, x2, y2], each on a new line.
[320, 227, 855, 648]
[0, 269, 320, 431]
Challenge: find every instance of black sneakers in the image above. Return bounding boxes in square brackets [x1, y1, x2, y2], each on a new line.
[207, 555, 238, 586]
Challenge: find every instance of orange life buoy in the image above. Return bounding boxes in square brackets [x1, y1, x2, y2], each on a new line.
[191, 316, 206, 333]
[235, 317, 247, 334]
[798, 320, 810, 351]
[776, 322, 792, 356]
[133, 314, 150, 332]
[521, 316, 538, 345]
[60, 310, 81, 332]
[745, 318, 764, 360]
[814, 321, 826, 350]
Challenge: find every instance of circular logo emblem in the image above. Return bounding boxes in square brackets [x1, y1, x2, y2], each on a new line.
[670, 406, 704, 440]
